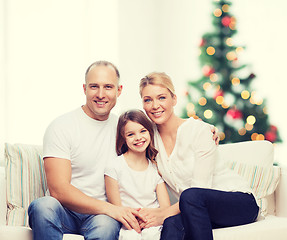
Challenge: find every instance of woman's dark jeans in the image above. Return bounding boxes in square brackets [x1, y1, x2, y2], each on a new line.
[161, 188, 259, 240]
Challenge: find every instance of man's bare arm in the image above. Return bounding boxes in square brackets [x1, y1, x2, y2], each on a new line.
[44, 157, 143, 232]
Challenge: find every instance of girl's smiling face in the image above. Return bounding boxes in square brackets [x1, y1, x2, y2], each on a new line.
[124, 120, 151, 154]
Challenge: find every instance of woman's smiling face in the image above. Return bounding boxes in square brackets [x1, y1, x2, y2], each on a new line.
[141, 84, 177, 125]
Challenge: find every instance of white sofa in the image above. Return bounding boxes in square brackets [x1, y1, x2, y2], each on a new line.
[1, 140, 287, 240]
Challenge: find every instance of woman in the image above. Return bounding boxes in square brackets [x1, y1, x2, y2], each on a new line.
[138, 72, 259, 240]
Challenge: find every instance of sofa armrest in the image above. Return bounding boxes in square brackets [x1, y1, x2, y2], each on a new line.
[0, 166, 6, 225]
[275, 164, 287, 217]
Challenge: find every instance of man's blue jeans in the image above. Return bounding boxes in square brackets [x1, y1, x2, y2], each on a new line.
[160, 188, 259, 240]
[28, 196, 121, 240]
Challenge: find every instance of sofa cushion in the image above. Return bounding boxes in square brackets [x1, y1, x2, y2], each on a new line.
[5, 143, 47, 227]
[0, 226, 84, 240]
[213, 215, 287, 240]
[218, 141, 280, 216]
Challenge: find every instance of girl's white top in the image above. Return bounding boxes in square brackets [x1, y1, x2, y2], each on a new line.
[105, 155, 164, 208]
[154, 117, 256, 203]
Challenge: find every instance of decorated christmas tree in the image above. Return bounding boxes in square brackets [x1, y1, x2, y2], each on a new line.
[182, 0, 281, 144]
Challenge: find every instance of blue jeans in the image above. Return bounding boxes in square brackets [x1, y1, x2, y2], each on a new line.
[160, 188, 259, 240]
[28, 196, 121, 240]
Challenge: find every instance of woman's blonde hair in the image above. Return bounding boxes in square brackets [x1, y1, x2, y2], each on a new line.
[139, 72, 175, 97]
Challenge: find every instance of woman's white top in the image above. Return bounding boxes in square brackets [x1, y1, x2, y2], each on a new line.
[105, 155, 164, 208]
[154, 117, 255, 202]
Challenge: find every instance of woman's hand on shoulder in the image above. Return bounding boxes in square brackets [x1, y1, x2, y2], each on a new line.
[209, 124, 220, 145]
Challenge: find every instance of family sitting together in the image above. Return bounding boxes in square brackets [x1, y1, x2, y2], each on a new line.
[28, 61, 260, 240]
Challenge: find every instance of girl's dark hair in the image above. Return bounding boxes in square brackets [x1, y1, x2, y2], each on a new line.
[116, 109, 158, 163]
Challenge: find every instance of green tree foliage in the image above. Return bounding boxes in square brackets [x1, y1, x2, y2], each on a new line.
[182, 0, 281, 143]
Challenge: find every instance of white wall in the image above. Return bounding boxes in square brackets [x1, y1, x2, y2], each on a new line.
[1, 0, 286, 163]
[1, 0, 120, 146]
[231, 0, 287, 161]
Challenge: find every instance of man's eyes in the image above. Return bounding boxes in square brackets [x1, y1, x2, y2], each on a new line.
[89, 85, 113, 89]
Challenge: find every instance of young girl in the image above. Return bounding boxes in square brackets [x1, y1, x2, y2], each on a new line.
[104, 109, 170, 240]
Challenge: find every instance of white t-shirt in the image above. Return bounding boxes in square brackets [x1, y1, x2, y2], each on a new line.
[105, 155, 164, 208]
[43, 107, 118, 201]
[154, 117, 257, 204]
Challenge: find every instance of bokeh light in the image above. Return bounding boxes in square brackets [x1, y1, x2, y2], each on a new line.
[247, 115, 256, 125]
[199, 97, 207, 106]
[207, 46, 216, 55]
[241, 90, 250, 99]
[214, 8, 222, 17]
[204, 109, 213, 119]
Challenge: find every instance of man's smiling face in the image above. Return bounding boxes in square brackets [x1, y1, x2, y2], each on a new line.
[83, 65, 122, 121]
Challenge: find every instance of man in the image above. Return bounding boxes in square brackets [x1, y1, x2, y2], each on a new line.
[28, 61, 143, 240]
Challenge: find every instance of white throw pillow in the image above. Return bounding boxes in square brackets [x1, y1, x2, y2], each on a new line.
[218, 140, 280, 216]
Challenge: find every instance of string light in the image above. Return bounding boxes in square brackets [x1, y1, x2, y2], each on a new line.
[250, 91, 263, 105]
[210, 73, 218, 82]
[222, 4, 229, 12]
[247, 115, 256, 125]
[245, 123, 253, 131]
[226, 38, 233, 46]
[251, 133, 258, 141]
[216, 96, 224, 105]
[203, 82, 212, 90]
[226, 51, 237, 61]
[186, 103, 195, 117]
[207, 46, 216, 55]
[214, 8, 222, 17]
[238, 128, 246, 136]
[231, 77, 240, 86]
[215, 84, 221, 91]
[241, 90, 250, 99]
[251, 133, 265, 141]
[186, 102, 194, 112]
[204, 109, 213, 119]
[229, 17, 236, 30]
[198, 97, 207, 106]
[219, 132, 225, 141]
[222, 103, 230, 109]
[236, 47, 244, 53]
[257, 134, 265, 140]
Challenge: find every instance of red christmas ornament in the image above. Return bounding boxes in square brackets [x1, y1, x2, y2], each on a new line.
[265, 131, 277, 142]
[200, 38, 206, 47]
[270, 125, 278, 132]
[202, 65, 215, 77]
[226, 108, 243, 119]
[214, 90, 224, 99]
[221, 16, 231, 27]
